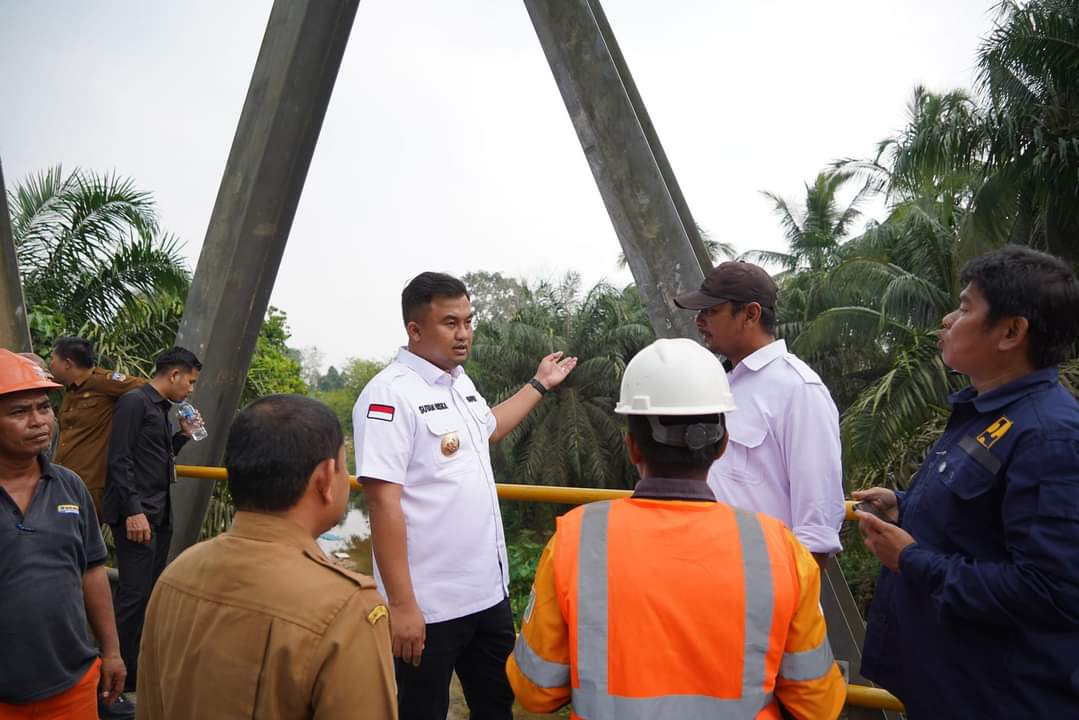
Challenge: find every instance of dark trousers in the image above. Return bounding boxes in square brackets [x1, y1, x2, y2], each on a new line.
[395, 597, 516, 720]
[111, 521, 172, 693]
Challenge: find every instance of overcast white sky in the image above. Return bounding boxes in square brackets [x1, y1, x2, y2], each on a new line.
[1, 1, 998, 370]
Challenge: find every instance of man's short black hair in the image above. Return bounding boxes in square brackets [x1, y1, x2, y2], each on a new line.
[401, 272, 469, 325]
[52, 336, 95, 368]
[627, 414, 725, 476]
[226, 394, 345, 513]
[153, 346, 202, 376]
[730, 300, 777, 336]
[960, 246, 1079, 368]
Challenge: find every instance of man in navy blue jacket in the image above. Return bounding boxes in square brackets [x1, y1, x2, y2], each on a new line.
[854, 246, 1079, 718]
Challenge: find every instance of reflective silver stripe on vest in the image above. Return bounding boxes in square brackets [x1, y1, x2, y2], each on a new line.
[779, 639, 835, 682]
[514, 631, 571, 688]
[571, 502, 775, 719]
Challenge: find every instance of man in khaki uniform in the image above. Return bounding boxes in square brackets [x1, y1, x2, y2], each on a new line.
[136, 394, 396, 720]
[49, 337, 144, 517]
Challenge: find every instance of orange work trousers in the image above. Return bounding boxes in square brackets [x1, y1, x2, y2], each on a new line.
[0, 658, 100, 720]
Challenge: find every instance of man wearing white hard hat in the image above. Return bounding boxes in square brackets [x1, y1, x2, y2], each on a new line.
[0, 349, 127, 719]
[506, 339, 845, 720]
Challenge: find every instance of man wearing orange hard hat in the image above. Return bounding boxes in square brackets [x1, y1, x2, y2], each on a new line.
[0, 349, 127, 720]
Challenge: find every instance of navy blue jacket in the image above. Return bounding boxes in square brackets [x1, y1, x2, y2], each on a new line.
[861, 368, 1079, 718]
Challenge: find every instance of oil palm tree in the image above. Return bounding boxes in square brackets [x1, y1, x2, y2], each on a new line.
[976, 0, 1079, 261]
[10, 166, 190, 374]
[470, 277, 653, 493]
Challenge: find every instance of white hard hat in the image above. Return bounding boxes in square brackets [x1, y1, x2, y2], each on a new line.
[615, 338, 736, 416]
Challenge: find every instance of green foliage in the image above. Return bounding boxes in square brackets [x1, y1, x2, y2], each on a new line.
[10, 165, 191, 374]
[507, 531, 548, 627]
[241, 306, 308, 406]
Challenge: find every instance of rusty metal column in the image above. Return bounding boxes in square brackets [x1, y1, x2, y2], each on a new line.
[168, 0, 360, 560]
[0, 158, 32, 352]
[523, 0, 701, 340]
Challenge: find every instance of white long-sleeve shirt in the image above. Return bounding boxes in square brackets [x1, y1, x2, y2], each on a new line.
[708, 340, 845, 555]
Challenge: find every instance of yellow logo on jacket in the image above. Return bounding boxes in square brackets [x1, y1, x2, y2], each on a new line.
[57, 504, 80, 515]
[977, 416, 1013, 449]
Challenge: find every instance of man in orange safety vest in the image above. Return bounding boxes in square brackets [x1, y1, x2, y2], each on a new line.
[506, 338, 846, 719]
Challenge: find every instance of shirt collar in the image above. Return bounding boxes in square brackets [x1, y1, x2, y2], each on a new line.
[68, 367, 94, 390]
[140, 382, 170, 407]
[37, 454, 60, 482]
[738, 339, 787, 373]
[631, 476, 716, 502]
[396, 347, 463, 386]
[949, 366, 1060, 413]
[227, 511, 325, 555]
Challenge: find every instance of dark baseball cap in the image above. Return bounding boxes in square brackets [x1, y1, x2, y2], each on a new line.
[673, 261, 778, 310]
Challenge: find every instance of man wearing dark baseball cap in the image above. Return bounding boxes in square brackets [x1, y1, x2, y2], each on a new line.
[675, 261, 845, 565]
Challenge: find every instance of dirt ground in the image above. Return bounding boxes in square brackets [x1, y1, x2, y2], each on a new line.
[447, 674, 563, 719]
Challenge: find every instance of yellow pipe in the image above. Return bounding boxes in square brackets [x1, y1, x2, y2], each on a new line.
[177, 464, 861, 514]
[176, 464, 898, 711]
[845, 684, 906, 711]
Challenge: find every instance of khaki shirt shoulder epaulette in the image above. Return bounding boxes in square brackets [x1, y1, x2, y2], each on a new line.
[136, 512, 397, 720]
[54, 367, 145, 504]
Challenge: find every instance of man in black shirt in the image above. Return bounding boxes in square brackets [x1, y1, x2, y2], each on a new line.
[104, 346, 202, 700]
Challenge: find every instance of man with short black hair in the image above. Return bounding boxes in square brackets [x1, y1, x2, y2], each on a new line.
[675, 261, 845, 565]
[104, 346, 202, 703]
[49, 336, 144, 516]
[506, 339, 845, 719]
[855, 246, 1079, 718]
[137, 395, 396, 719]
[355, 271, 577, 720]
[0, 349, 126, 719]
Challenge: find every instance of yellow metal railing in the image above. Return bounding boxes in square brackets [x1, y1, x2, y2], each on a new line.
[176, 464, 901, 713]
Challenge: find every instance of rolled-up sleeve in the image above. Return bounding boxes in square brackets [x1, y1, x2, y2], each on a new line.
[782, 383, 845, 555]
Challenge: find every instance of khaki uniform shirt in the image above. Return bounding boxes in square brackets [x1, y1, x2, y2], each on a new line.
[54, 367, 144, 514]
[136, 512, 396, 720]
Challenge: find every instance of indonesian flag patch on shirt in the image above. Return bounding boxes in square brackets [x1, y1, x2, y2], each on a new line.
[367, 403, 395, 422]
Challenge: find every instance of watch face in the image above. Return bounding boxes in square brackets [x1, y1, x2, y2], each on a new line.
[440, 432, 460, 457]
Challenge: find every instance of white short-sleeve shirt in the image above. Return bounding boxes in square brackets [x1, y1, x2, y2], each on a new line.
[708, 339, 845, 555]
[353, 347, 508, 623]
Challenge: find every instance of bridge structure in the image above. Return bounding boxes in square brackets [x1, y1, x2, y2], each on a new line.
[0, 2, 900, 716]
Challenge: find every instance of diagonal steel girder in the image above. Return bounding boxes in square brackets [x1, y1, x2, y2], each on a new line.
[0, 158, 33, 353]
[168, 0, 360, 560]
[524, 2, 889, 716]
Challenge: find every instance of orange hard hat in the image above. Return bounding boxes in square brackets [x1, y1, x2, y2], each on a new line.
[0, 348, 63, 396]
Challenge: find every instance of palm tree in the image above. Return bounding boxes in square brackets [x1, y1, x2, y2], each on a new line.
[976, 0, 1079, 261]
[10, 166, 190, 374]
[470, 277, 654, 496]
[745, 170, 873, 275]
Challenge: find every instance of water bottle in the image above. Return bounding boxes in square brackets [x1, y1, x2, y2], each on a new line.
[178, 401, 208, 442]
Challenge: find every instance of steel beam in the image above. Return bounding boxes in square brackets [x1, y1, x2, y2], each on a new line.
[0, 158, 32, 352]
[168, 0, 360, 560]
[523, 0, 702, 340]
[584, 0, 711, 273]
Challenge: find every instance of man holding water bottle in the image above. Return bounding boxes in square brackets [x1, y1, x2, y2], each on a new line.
[104, 346, 203, 708]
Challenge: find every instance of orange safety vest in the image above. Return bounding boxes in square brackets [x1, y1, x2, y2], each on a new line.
[510, 497, 842, 719]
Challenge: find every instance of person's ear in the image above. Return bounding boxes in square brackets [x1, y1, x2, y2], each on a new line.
[625, 431, 642, 464]
[998, 316, 1029, 353]
[406, 319, 422, 343]
[310, 457, 337, 506]
[743, 302, 762, 328]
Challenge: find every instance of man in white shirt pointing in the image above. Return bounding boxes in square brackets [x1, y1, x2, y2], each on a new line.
[354, 271, 577, 720]
[675, 261, 844, 565]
